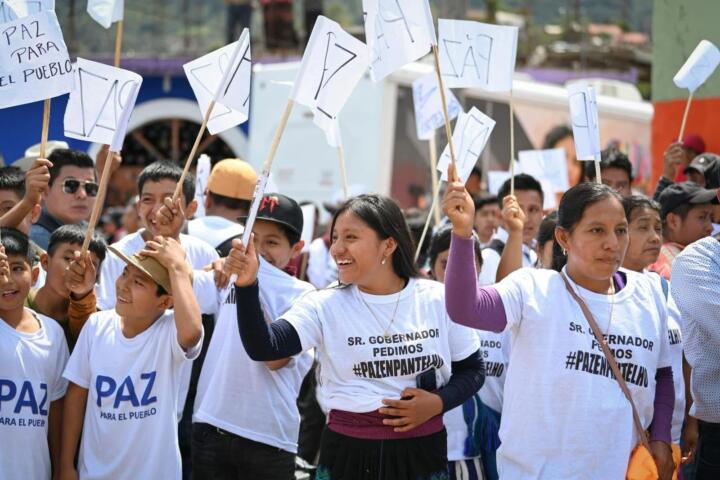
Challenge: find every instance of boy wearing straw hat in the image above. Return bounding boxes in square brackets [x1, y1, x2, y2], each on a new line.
[60, 236, 203, 479]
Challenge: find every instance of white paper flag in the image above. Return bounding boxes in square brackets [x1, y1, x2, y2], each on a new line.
[109, 79, 139, 151]
[363, 0, 436, 82]
[487, 170, 511, 195]
[567, 82, 601, 161]
[87, 0, 123, 29]
[438, 19, 518, 92]
[64, 58, 143, 146]
[193, 154, 211, 218]
[0, 0, 54, 22]
[437, 107, 496, 183]
[0, 10, 74, 109]
[291, 16, 367, 143]
[517, 148, 569, 195]
[184, 28, 252, 135]
[412, 72, 461, 140]
[673, 40, 720, 93]
[184, 30, 251, 134]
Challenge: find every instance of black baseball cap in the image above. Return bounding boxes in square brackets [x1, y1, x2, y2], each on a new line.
[657, 181, 719, 218]
[239, 193, 303, 237]
[685, 153, 720, 189]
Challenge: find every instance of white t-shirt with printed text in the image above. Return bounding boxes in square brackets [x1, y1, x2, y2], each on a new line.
[192, 258, 314, 453]
[96, 230, 218, 421]
[282, 278, 480, 413]
[493, 267, 672, 479]
[0, 311, 69, 480]
[63, 310, 202, 480]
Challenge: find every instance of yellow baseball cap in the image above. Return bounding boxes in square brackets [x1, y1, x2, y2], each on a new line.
[207, 159, 257, 201]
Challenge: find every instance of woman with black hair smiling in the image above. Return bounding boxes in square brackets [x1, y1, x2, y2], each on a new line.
[227, 194, 484, 480]
[443, 177, 676, 479]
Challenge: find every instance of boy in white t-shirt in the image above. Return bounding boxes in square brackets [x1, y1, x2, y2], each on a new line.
[191, 193, 314, 480]
[0, 228, 69, 480]
[60, 237, 203, 480]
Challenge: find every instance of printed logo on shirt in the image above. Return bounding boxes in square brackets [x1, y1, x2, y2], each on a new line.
[0, 379, 48, 427]
[346, 329, 445, 379]
[479, 339, 505, 378]
[668, 329, 681, 346]
[94, 372, 158, 421]
[565, 322, 656, 388]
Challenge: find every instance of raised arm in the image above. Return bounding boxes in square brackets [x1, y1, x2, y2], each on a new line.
[495, 195, 525, 282]
[442, 176, 508, 333]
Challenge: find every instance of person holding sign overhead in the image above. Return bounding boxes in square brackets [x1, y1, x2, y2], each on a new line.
[442, 175, 676, 479]
[230, 194, 484, 480]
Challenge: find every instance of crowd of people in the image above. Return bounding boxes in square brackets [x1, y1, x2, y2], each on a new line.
[0, 128, 718, 480]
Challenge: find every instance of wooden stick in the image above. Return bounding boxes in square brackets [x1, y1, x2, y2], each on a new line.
[428, 131, 441, 225]
[414, 184, 441, 262]
[114, 20, 124, 68]
[39, 99, 51, 158]
[81, 148, 115, 255]
[594, 160, 603, 184]
[337, 145, 348, 199]
[509, 89, 516, 196]
[172, 99, 216, 202]
[240, 99, 295, 247]
[677, 92, 693, 142]
[431, 44, 457, 174]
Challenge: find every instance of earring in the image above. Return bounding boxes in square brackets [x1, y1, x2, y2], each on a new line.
[562, 248, 567, 256]
[381, 258, 387, 265]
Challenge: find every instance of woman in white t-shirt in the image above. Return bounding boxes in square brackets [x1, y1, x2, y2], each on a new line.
[443, 180, 676, 480]
[228, 194, 484, 480]
[621, 195, 688, 468]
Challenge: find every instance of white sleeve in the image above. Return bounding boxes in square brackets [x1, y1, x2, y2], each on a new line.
[192, 270, 221, 316]
[170, 315, 205, 362]
[478, 248, 500, 286]
[656, 291, 673, 370]
[492, 268, 534, 330]
[448, 320, 481, 362]
[50, 330, 70, 401]
[280, 293, 323, 351]
[62, 317, 94, 389]
[97, 254, 122, 310]
[307, 240, 336, 289]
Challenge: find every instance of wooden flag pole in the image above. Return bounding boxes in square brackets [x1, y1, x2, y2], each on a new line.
[509, 89, 516, 196]
[337, 146, 349, 199]
[172, 99, 216, 202]
[431, 44, 458, 176]
[39, 99, 51, 158]
[428, 131, 441, 225]
[414, 183, 442, 262]
[677, 92, 693, 142]
[594, 160, 603, 184]
[114, 20, 124, 68]
[80, 148, 115, 255]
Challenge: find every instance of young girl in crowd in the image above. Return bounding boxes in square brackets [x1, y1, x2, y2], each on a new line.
[442, 179, 676, 480]
[228, 194, 484, 480]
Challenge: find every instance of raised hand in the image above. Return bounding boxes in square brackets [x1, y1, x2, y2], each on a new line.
[224, 235, 259, 287]
[64, 251, 96, 299]
[442, 164, 475, 238]
[502, 195, 526, 234]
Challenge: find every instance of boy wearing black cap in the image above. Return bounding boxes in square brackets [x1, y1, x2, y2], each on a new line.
[244, 193, 305, 273]
[649, 181, 719, 279]
[60, 237, 202, 479]
[189, 192, 314, 479]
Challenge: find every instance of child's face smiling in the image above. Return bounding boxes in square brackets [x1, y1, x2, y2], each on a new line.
[252, 220, 302, 271]
[138, 179, 188, 238]
[115, 264, 170, 321]
[43, 244, 101, 298]
[0, 254, 32, 311]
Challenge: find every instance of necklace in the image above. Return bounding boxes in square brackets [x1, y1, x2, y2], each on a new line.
[357, 286, 403, 340]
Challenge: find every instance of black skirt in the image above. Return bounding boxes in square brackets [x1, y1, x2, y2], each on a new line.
[315, 427, 449, 480]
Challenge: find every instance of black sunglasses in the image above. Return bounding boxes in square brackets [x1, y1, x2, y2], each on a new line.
[62, 178, 99, 197]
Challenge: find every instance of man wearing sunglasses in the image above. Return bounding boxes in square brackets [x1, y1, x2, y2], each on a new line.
[30, 149, 97, 250]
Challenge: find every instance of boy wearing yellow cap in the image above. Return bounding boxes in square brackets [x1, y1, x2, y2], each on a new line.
[60, 237, 202, 479]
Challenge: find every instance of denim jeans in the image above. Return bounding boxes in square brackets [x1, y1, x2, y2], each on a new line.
[696, 421, 720, 479]
[191, 422, 295, 480]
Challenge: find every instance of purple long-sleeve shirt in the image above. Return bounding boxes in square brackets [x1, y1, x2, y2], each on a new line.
[444, 232, 674, 444]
